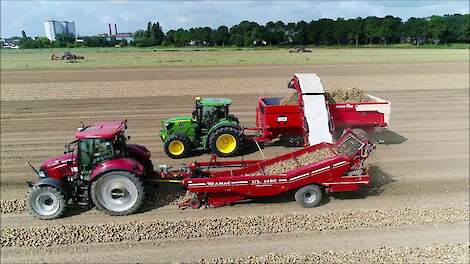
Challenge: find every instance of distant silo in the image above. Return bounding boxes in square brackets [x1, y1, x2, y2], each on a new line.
[44, 20, 76, 41]
[62, 21, 76, 36]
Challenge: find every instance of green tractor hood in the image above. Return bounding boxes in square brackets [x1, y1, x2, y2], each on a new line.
[163, 116, 193, 124]
[160, 116, 194, 141]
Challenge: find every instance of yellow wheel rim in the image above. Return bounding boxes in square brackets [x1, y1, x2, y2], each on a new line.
[168, 140, 184, 156]
[216, 134, 237, 154]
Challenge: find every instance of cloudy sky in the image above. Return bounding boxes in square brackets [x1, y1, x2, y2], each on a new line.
[1, 0, 468, 38]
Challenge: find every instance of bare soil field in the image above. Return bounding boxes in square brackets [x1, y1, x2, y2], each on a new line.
[1, 62, 469, 263]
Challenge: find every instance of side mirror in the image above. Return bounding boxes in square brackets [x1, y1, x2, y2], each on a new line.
[64, 144, 70, 154]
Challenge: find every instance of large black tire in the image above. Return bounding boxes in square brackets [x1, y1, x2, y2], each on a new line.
[164, 134, 191, 159]
[295, 184, 323, 208]
[209, 126, 242, 157]
[91, 171, 145, 216]
[27, 185, 67, 220]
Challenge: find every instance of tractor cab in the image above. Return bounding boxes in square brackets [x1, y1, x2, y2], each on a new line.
[193, 97, 232, 128]
[63, 121, 129, 180]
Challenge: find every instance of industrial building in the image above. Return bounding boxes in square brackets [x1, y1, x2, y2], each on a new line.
[44, 20, 76, 41]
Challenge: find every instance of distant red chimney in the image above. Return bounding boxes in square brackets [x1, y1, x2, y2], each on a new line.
[114, 24, 118, 35]
[108, 23, 112, 36]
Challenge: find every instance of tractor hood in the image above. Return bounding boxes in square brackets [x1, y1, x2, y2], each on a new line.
[127, 143, 151, 161]
[162, 116, 193, 125]
[161, 116, 193, 133]
[40, 153, 76, 179]
[160, 116, 195, 142]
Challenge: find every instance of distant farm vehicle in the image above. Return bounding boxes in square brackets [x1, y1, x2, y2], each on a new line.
[51, 52, 85, 61]
[27, 121, 375, 219]
[289, 47, 312, 53]
[160, 97, 242, 159]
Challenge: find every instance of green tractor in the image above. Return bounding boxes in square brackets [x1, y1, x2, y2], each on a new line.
[160, 97, 243, 159]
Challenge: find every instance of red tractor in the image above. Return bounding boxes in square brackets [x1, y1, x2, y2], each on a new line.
[27, 121, 153, 219]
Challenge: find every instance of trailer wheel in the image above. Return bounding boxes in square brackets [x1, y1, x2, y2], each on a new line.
[27, 185, 67, 220]
[295, 185, 323, 208]
[164, 134, 191, 159]
[209, 127, 242, 157]
[91, 171, 144, 216]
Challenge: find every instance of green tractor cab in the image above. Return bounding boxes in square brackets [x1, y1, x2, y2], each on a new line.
[160, 97, 242, 159]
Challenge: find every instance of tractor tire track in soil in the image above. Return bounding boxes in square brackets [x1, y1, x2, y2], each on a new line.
[1, 62, 469, 263]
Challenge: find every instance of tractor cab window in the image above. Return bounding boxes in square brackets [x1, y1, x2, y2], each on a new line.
[78, 138, 114, 174]
[202, 106, 226, 126]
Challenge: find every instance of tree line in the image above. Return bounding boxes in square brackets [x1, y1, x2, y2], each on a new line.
[17, 14, 469, 49]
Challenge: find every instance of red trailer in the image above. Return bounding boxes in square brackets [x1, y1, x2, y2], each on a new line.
[252, 74, 391, 146]
[172, 129, 375, 209]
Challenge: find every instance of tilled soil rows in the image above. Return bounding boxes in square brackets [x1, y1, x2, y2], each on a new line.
[197, 243, 470, 264]
[1, 63, 469, 262]
[1, 207, 467, 248]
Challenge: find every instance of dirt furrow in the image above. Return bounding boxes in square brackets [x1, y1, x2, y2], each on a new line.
[1, 207, 467, 248]
[197, 243, 469, 264]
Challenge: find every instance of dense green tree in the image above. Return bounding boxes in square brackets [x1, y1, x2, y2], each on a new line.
[402, 17, 428, 45]
[16, 14, 470, 49]
[428, 15, 450, 44]
[83, 35, 109, 47]
[348, 18, 364, 46]
[214, 26, 230, 46]
[230, 33, 244, 47]
[133, 20, 165, 46]
[295, 21, 309, 45]
[164, 30, 176, 45]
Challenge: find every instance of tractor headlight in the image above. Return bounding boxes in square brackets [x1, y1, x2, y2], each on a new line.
[38, 171, 46, 178]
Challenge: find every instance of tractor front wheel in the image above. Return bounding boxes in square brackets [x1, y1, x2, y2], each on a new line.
[164, 134, 191, 159]
[27, 185, 67, 220]
[209, 127, 242, 157]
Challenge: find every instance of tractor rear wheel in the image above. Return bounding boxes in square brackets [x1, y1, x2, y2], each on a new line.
[295, 184, 323, 208]
[91, 171, 144, 216]
[27, 185, 67, 220]
[209, 127, 242, 157]
[164, 134, 191, 159]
